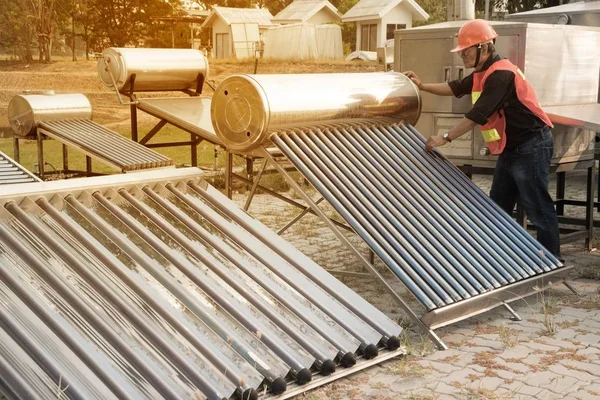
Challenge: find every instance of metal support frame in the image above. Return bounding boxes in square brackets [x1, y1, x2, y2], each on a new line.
[106, 63, 208, 168]
[12, 132, 100, 181]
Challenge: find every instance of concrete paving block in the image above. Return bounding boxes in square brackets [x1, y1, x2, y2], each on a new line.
[524, 370, 560, 387]
[561, 360, 600, 378]
[524, 340, 562, 352]
[423, 360, 462, 374]
[497, 344, 534, 360]
[534, 388, 563, 400]
[368, 372, 398, 386]
[501, 380, 543, 397]
[540, 375, 580, 393]
[548, 363, 596, 382]
[471, 376, 505, 391]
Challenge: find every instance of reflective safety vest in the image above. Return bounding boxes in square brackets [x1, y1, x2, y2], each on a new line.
[471, 59, 553, 155]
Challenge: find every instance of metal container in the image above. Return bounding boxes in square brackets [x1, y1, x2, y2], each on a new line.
[211, 72, 421, 152]
[393, 21, 600, 166]
[97, 47, 210, 92]
[8, 93, 92, 137]
[504, 1, 600, 27]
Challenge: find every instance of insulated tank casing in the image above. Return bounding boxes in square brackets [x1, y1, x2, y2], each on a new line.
[211, 72, 421, 152]
[8, 93, 92, 137]
[97, 47, 210, 93]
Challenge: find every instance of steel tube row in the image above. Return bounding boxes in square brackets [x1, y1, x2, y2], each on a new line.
[44, 119, 171, 169]
[40, 120, 173, 170]
[5, 202, 235, 400]
[0, 304, 86, 400]
[91, 192, 317, 384]
[0, 220, 184, 400]
[141, 186, 362, 363]
[328, 126, 514, 287]
[165, 184, 382, 356]
[401, 124, 560, 266]
[36, 197, 276, 393]
[307, 129, 485, 296]
[41, 120, 154, 168]
[187, 182, 403, 346]
[350, 125, 531, 280]
[318, 129, 500, 291]
[64, 194, 306, 387]
[383, 124, 554, 271]
[340, 125, 521, 283]
[288, 132, 466, 302]
[118, 188, 341, 374]
[50, 119, 171, 165]
[0, 336, 48, 400]
[384, 124, 547, 268]
[273, 134, 442, 309]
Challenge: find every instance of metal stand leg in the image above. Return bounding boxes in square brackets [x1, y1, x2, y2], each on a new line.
[278, 197, 325, 235]
[556, 171, 566, 216]
[563, 280, 581, 296]
[502, 302, 522, 321]
[585, 165, 595, 251]
[36, 132, 44, 179]
[244, 158, 268, 211]
[225, 151, 233, 199]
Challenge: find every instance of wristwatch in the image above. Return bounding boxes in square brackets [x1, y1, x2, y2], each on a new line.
[443, 132, 452, 143]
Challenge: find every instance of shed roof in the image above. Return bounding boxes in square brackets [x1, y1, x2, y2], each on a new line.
[506, 1, 600, 18]
[272, 0, 341, 24]
[202, 6, 274, 28]
[342, 0, 429, 22]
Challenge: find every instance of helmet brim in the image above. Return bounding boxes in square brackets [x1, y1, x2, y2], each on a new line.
[450, 44, 468, 53]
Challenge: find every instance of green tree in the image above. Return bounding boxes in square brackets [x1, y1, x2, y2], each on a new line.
[91, 0, 177, 47]
[0, 0, 36, 62]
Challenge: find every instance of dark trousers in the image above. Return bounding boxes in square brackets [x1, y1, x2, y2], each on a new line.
[489, 127, 561, 257]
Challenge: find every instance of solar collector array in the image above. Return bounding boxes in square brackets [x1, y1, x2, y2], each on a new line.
[272, 120, 564, 312]
[0, 171, 402, 399]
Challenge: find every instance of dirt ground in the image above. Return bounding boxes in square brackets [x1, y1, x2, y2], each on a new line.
[0, 58, 383, 136]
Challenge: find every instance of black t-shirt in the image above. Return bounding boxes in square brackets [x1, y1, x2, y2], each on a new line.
[448, 54, 547, 150]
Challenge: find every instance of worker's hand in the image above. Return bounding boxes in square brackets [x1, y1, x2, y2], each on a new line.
[425, 135, 447, 151]
[403, 70, 423, 90]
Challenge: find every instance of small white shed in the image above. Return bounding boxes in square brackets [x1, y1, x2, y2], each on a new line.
[202, 7, 274, 59]
[342, 0, 429, 52]
[272, 0, 342, 25]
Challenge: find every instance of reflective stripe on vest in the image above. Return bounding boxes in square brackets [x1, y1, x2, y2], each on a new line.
[471, 91, 501, 143]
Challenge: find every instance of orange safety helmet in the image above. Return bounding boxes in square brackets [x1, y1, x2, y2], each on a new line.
[451, 19, 498, 53]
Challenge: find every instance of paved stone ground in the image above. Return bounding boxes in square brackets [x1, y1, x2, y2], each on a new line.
[228, 168, 600, 400]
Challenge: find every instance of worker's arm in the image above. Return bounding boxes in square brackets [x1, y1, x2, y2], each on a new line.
[403, 71, 454, 96]
[425, 117, 477, 151]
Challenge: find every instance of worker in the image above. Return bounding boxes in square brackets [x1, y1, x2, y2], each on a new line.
[403, 19, 560, 258]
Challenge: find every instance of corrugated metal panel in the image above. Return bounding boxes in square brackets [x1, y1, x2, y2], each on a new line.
[214, 7, 274, 26]
[37, 119, 175, 172]
[271, 121, 567, 313]
[273, 0, 339, 23]
[0, 151, 40, 185]
[0, 169, 403, 400]
[342, 0, 399, 20]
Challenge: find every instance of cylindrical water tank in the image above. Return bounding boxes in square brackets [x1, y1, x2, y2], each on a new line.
[97, 47, 210, 92]
[8, 93, 92, 137]
[211, 72, 421, 152]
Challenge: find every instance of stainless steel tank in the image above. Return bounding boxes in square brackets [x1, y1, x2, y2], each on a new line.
[97, 47, 210, 92]
[211, 72, 421, 152]
[8, 93, 92, 137]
